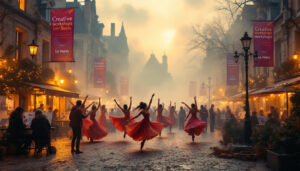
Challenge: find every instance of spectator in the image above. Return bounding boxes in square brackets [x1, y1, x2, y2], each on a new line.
[31, 110, 51, 154]
[7, 107, 31, 154]
[269, 106, 279, 122]
[257, 110, 267, 125]
[200, 105, 208, 133]
[37, 104, 44, 112]
[209, 104, 216, 132]
[178, 106, 186, 130]
[250, 111, 259, 128]
[280, 110, 288, 122]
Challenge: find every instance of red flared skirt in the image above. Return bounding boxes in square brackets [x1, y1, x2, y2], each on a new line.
[168, 114, 177, 126]
[126, 118, 164, 141]
[82, 118, 93, 137]
[156, 115, 171, 127]
[109, 115, 136, 132]
[184, 116, 207, 136]
[87, 119, 107, 140]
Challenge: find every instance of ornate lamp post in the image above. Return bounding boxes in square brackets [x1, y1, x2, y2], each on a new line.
[28, 40, 38, 59]
[234, 32, 258, 145]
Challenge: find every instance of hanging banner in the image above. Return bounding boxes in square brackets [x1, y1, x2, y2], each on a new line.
[94, 58, 106, 88]
[189, 81, 197, 97]
[199, 83, 207, 96]
[253, 21, 274, 67]
[227, 53, 239, 85]
[51, 8, 75, 62]
[120, 76, 129, 96]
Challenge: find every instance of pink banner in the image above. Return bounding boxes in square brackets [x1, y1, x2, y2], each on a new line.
[227, 53, 239, 85]
[51, 9, 74, 62]
[120, 76, 129, 96]
[94, 58, 106, 88]
[189, 81, 197, 97]
[253, 21, 274, 67]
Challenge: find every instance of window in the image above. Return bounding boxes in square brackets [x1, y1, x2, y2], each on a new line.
[16, 27, 26, 60]
[18, 0, 26, 11]
[42, 40, 50, 67]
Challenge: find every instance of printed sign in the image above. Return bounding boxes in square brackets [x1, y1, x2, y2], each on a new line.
[227, 53, 239, 85]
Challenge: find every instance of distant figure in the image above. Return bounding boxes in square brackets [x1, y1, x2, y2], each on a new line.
[199, 105, 208, 133]
[7, 107, 31, 154]
[51, 109, 58, 126]
[109, 109, 115, 116]
[280, 110, 288, 122]
[168, 102, 177, 133]
[226, 106, 232, 121]
[269, 106, 279, 122]
[257, 110, 267, 125]
[126, 94, 164, 151]
[216, 108, 221, 128]
[37, 104, 44, 112]
[156, 99, 171, 136]
[99, 105, 108, 130]
[209, 104, 216, 132]
[178, 106, 186, 130]
[182, 97, 207, 142]
[110, 97, 135, 138]
[87, 98, 107, 142]
[31, 110, 51, 154]
[250, 111, 259, 128]
[265, 113, 280, 129]
[69, 99, 90, 154]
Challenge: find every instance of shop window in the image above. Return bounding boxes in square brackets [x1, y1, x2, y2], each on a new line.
[18, 0, 26, 11]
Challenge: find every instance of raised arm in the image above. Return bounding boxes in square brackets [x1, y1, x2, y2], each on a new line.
[147, 93, 155, 110]
[130, 111, 142, 121]
[169, 101, 172, 109]
[185, 111, 191, 122]
[82, 95, 88, 106]
[129, 97, 132, 110]
[157, 98, 160, 109]
[181, 102, 191, 110]
[174, 102, 176, 109]
[194, 96, 198, 109]
[85, 102, 94, 110]
[68, 100, 75, 106]
[96, 98, 101, 111]
[113, 99, 123, 111]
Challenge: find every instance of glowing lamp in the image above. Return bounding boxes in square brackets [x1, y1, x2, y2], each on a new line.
[74, 80, 78, 84]
[293, 53, 298, 60]
[234, 51, 239, 63]
[28, 40, 38, 59]
[68, 69, 72, 74]
[240, 32, 252, 50]
[60, 79, 64, 84]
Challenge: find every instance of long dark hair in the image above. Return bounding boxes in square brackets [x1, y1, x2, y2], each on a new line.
[10, 107, 24, 119]
[135, 102, 147, 111]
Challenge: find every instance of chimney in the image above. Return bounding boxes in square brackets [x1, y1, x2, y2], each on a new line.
[111, 23, 115, 37]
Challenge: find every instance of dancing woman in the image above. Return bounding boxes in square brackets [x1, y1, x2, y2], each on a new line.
[98, 103, 107, 130]
[109, 97, 135, 138]
[156, 99, 171, 136]
[126, 94, 164, 151]
[87, 98, 108, 142]
[182, 97, 207, 142]
[168, 102, 177, 133]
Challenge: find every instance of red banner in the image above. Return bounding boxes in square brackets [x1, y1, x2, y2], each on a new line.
[51, 9, 74, 62]
[227, 53, 239, 85]
[189, 81, 197, 97]
[120, 76, 129, 96]
[94, 58, 106, 88]
[253, 21, 274, 67]
[199, 82, 207, 96]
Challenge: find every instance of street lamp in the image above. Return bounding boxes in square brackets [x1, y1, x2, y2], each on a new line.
[234, 32, 258, 145]
[28, 40, 38, 59]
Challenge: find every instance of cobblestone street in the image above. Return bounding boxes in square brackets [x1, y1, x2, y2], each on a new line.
[0, 129, 269, 171]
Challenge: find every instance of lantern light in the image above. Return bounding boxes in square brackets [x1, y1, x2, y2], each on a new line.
[28, 40, 38, 59]
[240, 32, 252, 50]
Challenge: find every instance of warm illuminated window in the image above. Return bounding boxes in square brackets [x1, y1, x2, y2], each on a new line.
[16, 27, 26, 60]
[18, 0, 26, 11]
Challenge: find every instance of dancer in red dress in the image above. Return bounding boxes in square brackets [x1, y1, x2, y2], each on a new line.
[87, 98, 108, 142]
[156, 99, 171, 136]
[126, 94, 164, 151]
[109, 97, 135, 138]
[168, 102, 177, 133]
[182, 96, 207, 142]
[98, 103, 107, 130]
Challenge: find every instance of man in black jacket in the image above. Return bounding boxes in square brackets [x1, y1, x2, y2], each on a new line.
[69, 100, 89, 154]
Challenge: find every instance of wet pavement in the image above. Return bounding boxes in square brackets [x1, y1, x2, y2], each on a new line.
[0, 129, 270, 171]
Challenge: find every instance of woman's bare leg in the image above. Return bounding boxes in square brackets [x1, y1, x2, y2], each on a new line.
[140, 140, 146, 151]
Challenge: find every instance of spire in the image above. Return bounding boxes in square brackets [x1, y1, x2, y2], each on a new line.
[119, 22, 126, 37]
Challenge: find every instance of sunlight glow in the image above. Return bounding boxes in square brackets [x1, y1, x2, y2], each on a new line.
[162, 29, 176, 48]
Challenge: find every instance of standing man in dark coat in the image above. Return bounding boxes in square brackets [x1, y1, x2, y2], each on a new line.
[200, 105, 208, 133]
[178, 106, 186, 130]
[69, 100, 89, 154]
[209, 104, 216, 132]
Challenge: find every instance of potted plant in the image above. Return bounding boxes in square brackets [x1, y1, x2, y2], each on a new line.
[267, 91, 300, 171]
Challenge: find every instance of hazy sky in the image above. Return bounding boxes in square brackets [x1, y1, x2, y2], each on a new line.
[96, 0, 219, 78]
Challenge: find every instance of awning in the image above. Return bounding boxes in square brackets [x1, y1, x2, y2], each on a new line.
[250, 86, 298, 96]
[228, 89, 257, 100]
[272, 76, 300, 87]
[26, 83, 79, 98]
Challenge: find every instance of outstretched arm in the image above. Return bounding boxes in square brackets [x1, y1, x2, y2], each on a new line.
[194, 96, 198, 109]
[147, 93, 155, 110]
[129, 97, 132, 110]
[157, 98, 160, 109]
[185, 111, 191, 122]
[68, 100, 75, 106]
[169, 101, 172, 109]
[96, 98, 101, 111]
[82, 95, 88, 106]
[85, 102, 94, 110]
[181, 102, 191, 110]
[114, 99, 123, 111]
[130, 112, 142, 121]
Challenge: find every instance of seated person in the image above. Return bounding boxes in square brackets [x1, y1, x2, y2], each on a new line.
[7, 107, 31, 154]
[31, 110, 51, 154]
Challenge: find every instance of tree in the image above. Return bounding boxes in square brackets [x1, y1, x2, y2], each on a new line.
[273, 58, 300, 82]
